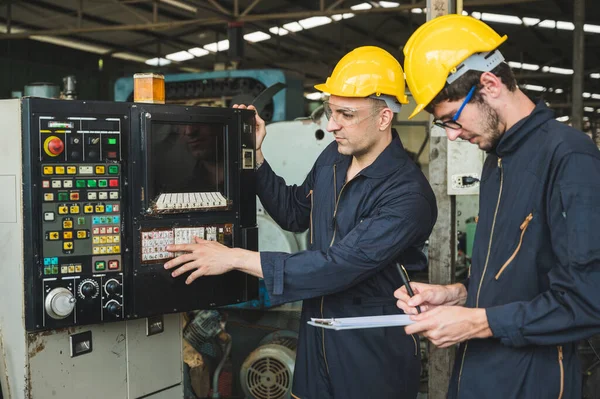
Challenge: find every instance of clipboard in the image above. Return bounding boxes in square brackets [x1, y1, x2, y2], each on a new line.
[307, 314, 414, 330]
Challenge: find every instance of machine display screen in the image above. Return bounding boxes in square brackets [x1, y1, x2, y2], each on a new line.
[148, 122, 227, 205]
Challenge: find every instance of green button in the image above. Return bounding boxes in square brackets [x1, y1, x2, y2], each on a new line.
[58, 192, 69, 201]
[95, 261, 105, 271]
[98, 180, 108, 188]
[77, 217, 85, 225]
[108, 138, 117, 145]
[44, 267, 51, 275]
[87, 180, 97, 188]
[76, 180, 86, 188]
[52, 266, 59, 274]
[108, 165, 119, 174]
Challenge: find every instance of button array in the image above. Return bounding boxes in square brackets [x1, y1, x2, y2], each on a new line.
[42, 162, 122, 268]
[52, 202, 119, 215]
[43, 256, 60, 275]
[60, 264, 83, 274]
[141, 230, 174, 261]
[92, 216, 120, 224]
[92, 235, 120, 244]
[92, 245, 121, 254]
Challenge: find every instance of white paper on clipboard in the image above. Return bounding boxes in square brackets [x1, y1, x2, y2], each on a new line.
[307, 314, 414, 330]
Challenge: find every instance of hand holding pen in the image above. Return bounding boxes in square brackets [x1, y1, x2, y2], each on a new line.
[395, 262, 421, 314]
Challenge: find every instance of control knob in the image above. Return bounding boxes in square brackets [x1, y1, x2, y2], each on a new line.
[105, 300, 122, 316]
[78, 279, 99, 299]
[45, 287, 76, 319]
[104, 279, 121, 296]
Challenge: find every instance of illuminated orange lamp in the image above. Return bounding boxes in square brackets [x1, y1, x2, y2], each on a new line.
[133, 73, 165, 104]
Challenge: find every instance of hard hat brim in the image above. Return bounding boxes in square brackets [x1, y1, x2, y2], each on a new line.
[314, 83, 329, 93]
[408, 104, 426, 120]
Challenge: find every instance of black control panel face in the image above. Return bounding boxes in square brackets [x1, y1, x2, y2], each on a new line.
[23, 99, 258, 332]
[25, 100, 128, 332]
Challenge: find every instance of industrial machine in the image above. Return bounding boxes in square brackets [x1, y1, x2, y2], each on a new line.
[0, 97, 259, 398]
[114, 70, 305, 123]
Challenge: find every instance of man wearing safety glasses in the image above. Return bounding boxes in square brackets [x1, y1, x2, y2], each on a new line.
[165, 46, 437, 399]
[395, 15, 600, 399]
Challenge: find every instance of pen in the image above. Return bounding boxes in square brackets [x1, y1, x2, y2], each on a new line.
[395, 262, 421, 314]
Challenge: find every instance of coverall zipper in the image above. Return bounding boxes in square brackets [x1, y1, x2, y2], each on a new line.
[321, 164, 360, 377]
[558, 346, 564, 399]
[457, 158, 504, 397]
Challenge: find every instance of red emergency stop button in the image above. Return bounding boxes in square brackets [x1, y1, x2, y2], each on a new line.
[44, 136, 64, 157]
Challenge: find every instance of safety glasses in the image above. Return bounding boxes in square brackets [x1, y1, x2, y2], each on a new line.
[433, 85, 477, 130]
[323, 101, 381, 127]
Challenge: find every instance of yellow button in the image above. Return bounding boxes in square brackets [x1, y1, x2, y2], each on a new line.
[63, 241, 73, 250]
[84, 205, 94, 213]
[43, 166, 54, 175]
[113, 235, 120, 243]
[75, 265, 82, 273]
[106, 236, 113, 244]
[68, 265, 75, 273]
[44, 193, 54, 201]
[95, 205, 105, 213]
[93, 247, 100, 254]
[55, 166, 65, 175]
[77, 230, 87, 239]
[107, 246, 114, 253]
[67, 166, 77, 175]
[48, 231, 59, 240]
[58, 206, 68, 215]
[93, 237, 100, 244]
[63, 220, 73, 229]
[100, 236, 107, 244]
[113, 245, 120, 253]
[63, 231, 73, 239]
[61, 266, 68, 274]
[100, 247, 107, 254]
[95, 166, 105, 175]
[69, 205, 80, 214]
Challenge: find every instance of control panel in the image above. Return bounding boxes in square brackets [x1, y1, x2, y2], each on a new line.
[18, 98, 258, 332]
[29, 107, 127, 331]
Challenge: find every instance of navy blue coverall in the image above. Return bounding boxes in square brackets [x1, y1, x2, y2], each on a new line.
[257, 129, 437, 399]
[448, 102, 600, 398]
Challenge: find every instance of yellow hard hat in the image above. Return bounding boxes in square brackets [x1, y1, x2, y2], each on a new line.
[315, 46, 409, 105]
[403, 15, 508, 119]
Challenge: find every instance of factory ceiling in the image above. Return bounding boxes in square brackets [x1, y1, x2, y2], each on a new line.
[1, 0, 599, 117]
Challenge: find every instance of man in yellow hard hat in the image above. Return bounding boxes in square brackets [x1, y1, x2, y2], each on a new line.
[165, 46, 437, 398]
[395, 14, 600, 398]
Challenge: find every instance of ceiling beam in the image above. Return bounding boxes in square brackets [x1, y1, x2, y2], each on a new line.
[9, 0, 204, 52]
[206, 0, 231, 16]
[240, 0, 263, 17]
[0, 0, 544, 39]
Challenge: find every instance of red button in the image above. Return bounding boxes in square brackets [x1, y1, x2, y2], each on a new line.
[70, 192, 80, 201]
[45, 136, 64, 156]
[108, 260, 119, 270]
[107, 151, 117, 159]
[109, 179, 119, 187]
[113, 227, 120, 233]
[42, 180, 50, 188]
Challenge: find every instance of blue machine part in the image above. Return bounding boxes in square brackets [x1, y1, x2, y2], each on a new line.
[226, 279, 272, 309]
[114, 69, 304, 122]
